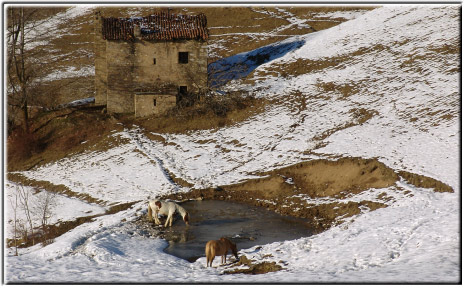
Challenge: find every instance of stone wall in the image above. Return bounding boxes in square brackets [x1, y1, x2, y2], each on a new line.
[106, 40, 137, 114]
[134, 94, 177, 117]
[133, 40, 208, 93]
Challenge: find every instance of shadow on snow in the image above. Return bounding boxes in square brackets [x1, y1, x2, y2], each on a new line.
[208, 36, 306, 88]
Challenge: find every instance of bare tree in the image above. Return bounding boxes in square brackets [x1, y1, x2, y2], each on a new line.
[8, 183, 59, 250]
[7, 7, 35, 132]
[35, 190, 57, 244]
[6, 6, 70, 133]
[18, 185, 35, 245]
[8, 191, 20, 256]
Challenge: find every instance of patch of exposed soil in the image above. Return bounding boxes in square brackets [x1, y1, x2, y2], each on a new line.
[166, 157, 452, 233]
[398, 170, 453, 193]
[224, 255, 283, 275]
[165, 158, 396, 232]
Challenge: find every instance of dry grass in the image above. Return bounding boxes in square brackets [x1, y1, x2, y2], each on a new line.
[429, 43, 459, 55]
[7, 107, 123, 172]
[205, 6, 375, 61]
[6, 92, 265, 173]
[7, 130, 42, 164]
[249, 42, 394, 90]
[7, 173, 104, 205]
[306, 108, 377, 149]
[225, 255, 283, 275]
[19, 8, 95, 106]
[401, 42, 459, 72]
[256, 49, 366, 82]
[263, 57, 347, 79]
[315, 81, 360, 99]
[135, 93, 269, 134]
[398, 171, 453, 193]
[350, 107, 378, 124]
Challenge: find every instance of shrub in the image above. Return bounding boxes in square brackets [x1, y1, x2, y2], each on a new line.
[169, 90, 253, 118]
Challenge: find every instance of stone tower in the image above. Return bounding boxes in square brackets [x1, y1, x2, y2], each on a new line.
[94, 10, 209, 117]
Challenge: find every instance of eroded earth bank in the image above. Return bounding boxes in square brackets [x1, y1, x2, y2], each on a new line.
[164, 157, 453, 234]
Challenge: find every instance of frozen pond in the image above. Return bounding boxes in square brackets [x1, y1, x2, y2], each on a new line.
[161, 200, 314, 262]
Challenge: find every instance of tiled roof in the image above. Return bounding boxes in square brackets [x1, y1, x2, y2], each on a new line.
[101, 11, 208, 41]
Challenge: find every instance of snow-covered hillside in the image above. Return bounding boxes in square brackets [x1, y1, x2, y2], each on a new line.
[5, 5, 460, 283]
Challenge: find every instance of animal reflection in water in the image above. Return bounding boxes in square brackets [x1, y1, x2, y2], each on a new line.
[148, 199, 190, 227]
[205, 237, 239, 267]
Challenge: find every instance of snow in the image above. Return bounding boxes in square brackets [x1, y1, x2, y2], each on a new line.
[4, 5, 460, 284]
[60, 96, 95, 108]
[312, 9, 370, 21]
[5, 183, 460, 283]
[23, 5, 95, 50]
[5, 182, 106, 237]
[235, 183, 459, 283]
[41, 65, 94, 82]
[18, 129, 182, 205]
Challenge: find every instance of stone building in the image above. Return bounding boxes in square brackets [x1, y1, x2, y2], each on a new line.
[94, 10, 209, 117]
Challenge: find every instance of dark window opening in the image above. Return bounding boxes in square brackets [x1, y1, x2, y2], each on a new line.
[178, 52, 189, 64]
[153, 58, 156, 65]
[179, 86, 188, 95]
[153, 99, 157, 106]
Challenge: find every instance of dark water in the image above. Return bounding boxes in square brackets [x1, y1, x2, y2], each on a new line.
[161, 200, 314, 262]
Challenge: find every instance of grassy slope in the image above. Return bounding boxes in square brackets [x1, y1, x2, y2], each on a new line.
[7, 6, 374, 172]
[5, 5, 459, 252]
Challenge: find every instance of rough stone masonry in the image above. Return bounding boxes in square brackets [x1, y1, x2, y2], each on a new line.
[94, 10, 209, 117]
